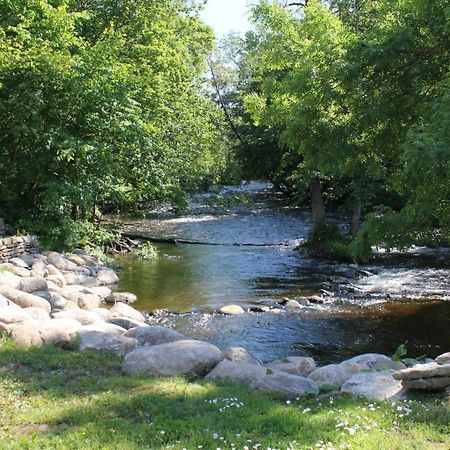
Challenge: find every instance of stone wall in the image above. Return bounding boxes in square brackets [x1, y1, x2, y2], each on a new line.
[0, 235, 40, 262]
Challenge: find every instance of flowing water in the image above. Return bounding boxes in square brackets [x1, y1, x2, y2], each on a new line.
[115, 182, 450, 364]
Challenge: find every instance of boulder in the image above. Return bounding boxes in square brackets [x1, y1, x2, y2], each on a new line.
[46, 253, 78, 271]
[10, 266, 31, 278]
[52, 309, 104, 325]
[109, 302, 145, 322]
[19, 277, 47, 293]
[46, 275, 65, 288]
[341, 372, 403, 400]
[0, 272, 22, 289]
[0, 300, 29, 324]
[435, 352, 450, 365]
[0, 286, 51, 313]
[64, 273, 99, 287]
[393, 362, 450, 380]
[18, 255, 37, 267]
[309, 362, 365, 391]
[105, 292, 137, 304]
[251, 370, 319, 396]
[96, 268, 119, 285]
[66, 292, 101, 310]
[223, 347, 260, 365]
[345, 353, 405, 371]
[48, 292, 68, 309]
[107, 317, 147, 330]
[122, 339, 224, 377]
[66, 254, 87, 266]
[92, 308, 111, 319]
[206, 360, 267, 383]
[32, 290, 52, 301]
[284, 299, 302, 309]
[9, 257, 30, 269]
[218, 304, 245, 315]
[86, 286, 112, 299]
[78, 323, 136, 356]
[32, 261, 47, 272]
[11, 319, 81, 347]
[124, 325, 185, 346]
[402, 377, 450, 390]
[23, 307, 51, 321]
[59, 300, 80, 311]
[266, 357, 316, 377]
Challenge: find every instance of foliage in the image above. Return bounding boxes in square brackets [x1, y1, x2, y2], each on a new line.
[134, 242, 159, 261]
[236, 0, 450, 256]
[0, 0, 235, 249]
[0, 333, 449, 449]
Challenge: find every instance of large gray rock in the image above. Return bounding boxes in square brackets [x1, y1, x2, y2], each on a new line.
[345, 353, 405, 371]
[64, 273, 99, 287]
[9, 257, 30, 269]
[251, 371, 319, 397]
[105, 292, 137, 304]
[206, 360, 267, 383]
[107, 317, 147, 330]
[52, 309, 104, 325]
[309, 362, 365, 391]
[0, 286, 51, 313]
[124, 325, 185, 345]
[96, 268, 119, 285]
[341, 372, 403, 400]
[435, 352, 450, 365]
[266, 357, 316, 377]
[18, 255, 38, 267]
[78, 323, 136, 355]
[223, 347, 260, 365]
[393, 362, 450, 380]
[47, 253, 79, 271]
[109, 302, 145, 322]
[19, 277, 47, 293]
[402, 377, 450, 390]
[309, 353, 405, 392]
[218, 305, 245, 315]
[11, 319, 81, 347]
[122, 340, 224, 377]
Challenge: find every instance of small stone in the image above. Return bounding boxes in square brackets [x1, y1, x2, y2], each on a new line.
[218, 305, 245, 315]
[105, 292, 137, 304]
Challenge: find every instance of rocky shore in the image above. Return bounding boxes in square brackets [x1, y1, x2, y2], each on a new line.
[1, 249, 449, 401]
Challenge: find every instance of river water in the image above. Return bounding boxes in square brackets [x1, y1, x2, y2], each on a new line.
[115, 182, 450, 364]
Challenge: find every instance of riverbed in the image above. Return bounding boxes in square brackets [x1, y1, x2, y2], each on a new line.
[114, 182, 450, 364]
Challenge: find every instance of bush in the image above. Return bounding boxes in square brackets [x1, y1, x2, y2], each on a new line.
[134, 242, 159, 260]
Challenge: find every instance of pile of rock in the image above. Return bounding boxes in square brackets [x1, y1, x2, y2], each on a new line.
[393, 353, 450, 391]
[0, 235, 39, 262]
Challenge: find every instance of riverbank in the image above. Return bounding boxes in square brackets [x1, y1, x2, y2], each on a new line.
[0, 334, 449, 450]
[0, 249, 449, 448]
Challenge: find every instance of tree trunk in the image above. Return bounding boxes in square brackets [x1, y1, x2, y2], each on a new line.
[310, 177, 325, 228]
[350, 198, 361, 237]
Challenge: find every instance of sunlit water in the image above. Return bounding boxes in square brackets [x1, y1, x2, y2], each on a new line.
[115, 182, 450, 364]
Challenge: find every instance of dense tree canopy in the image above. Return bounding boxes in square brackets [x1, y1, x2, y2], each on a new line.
[0, 0, 231, 246]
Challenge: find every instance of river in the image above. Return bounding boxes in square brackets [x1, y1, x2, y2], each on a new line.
[114, 182, 450, 364]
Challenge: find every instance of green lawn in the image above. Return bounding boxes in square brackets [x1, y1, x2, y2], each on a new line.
[0, 333, 448, 450]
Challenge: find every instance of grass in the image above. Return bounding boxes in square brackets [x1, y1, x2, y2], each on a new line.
[0, 333, 449, 450]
